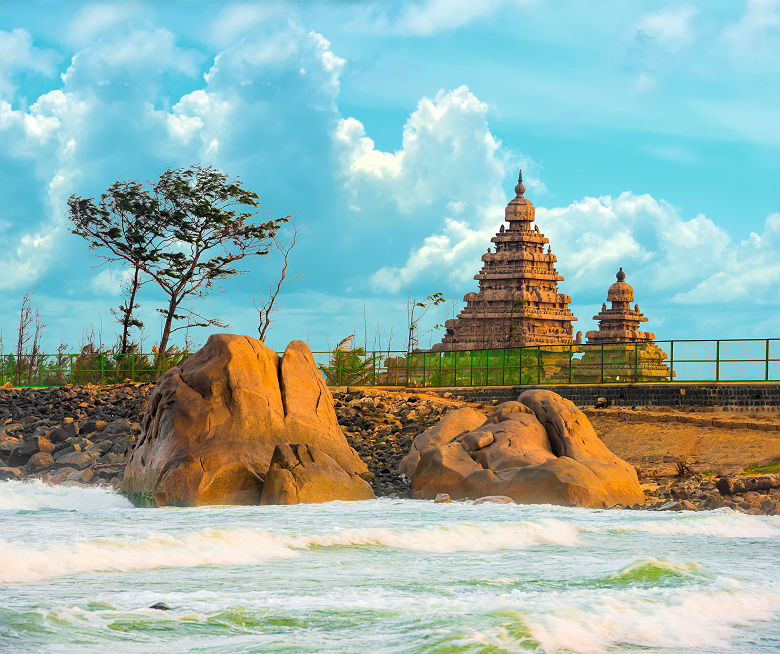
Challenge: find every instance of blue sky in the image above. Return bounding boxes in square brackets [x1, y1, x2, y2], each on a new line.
[1, 0, 779, 354]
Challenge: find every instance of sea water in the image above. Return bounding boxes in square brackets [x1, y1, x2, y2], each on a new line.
[1, 480, 778, 653]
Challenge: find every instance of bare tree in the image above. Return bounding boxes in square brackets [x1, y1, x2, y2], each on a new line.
[406, 292, 445, 352]
[254, 220, 301, 342]
[16, 292, 34, 362]
[111, 264, 146, 355]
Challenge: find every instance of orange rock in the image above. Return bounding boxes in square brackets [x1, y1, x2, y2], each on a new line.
[260, 443, 374, 505]
[407, 390, 644, 508]
[122, 335, 369, 506]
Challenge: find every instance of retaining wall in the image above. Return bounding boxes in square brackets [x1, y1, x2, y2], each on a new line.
[406, 382, 780, 409]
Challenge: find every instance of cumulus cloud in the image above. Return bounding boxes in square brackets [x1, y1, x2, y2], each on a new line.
[0, 28, 59, 97]
[336, 85, 524, 292]
[673, 212, 780, 304]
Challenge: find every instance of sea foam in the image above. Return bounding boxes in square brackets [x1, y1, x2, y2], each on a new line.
[0, 518, 579, 584]
[0, 479, 132, 512]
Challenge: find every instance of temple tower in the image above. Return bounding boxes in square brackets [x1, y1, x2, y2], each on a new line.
[433, 170, 577, 351]
[586, 268, 655, 343]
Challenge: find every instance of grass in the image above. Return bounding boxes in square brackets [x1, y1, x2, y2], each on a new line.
[740, 459, 780, 475]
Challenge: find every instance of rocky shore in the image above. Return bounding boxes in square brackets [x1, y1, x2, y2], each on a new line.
[1, 384, 778, 513]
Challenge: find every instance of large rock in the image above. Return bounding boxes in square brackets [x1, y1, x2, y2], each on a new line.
[397, 407, 487, 476]
[122, 335, 371, 506]
[407, 390, 643, 508]
[260, 443, 374, 505]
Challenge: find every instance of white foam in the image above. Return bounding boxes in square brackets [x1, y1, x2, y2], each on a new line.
[526, 586, 780, 654]
[0, 518, 579, 584]
[0, 479, 132, 511]
[612, 511, 780, 539]
[289, 518, 580, 552]
[0, 528, 297, 584]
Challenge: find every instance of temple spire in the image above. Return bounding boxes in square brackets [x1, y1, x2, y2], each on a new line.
[514, 169, 526, 197]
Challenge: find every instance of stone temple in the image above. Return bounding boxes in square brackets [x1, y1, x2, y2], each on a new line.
[433, 170, 578, 351]
[585, 268, 655, 343]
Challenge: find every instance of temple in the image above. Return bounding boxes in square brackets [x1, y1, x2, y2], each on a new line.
[585, 268, 655, 343]
[432, 170, 577, 351]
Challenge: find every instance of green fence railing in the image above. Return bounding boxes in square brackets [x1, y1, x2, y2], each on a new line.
[313, 338, 780, 388]
[0, 352, 187, 388]
[2, 338, 778, 388]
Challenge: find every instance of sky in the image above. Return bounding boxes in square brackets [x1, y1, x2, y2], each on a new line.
[1, 0, 779, 355]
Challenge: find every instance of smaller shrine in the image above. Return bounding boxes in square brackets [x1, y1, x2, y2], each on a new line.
[585, 268, 655, 343]
[568, 267, 672, 382]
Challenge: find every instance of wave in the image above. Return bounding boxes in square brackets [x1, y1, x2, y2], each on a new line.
[610, 511, 780, 539]
[0, 479, 132, 512]
[599, 558, 701, 586]
[0, 518, 579, 584]
[526, 585, 780, 654]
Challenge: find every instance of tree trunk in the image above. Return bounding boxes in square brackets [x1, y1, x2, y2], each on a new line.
[157, 296, 178, 367]
[120, 265, 141, 355]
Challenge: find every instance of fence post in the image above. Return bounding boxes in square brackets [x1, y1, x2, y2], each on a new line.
[39, 354, 43, 387]
[568, 344, 572, 384]
[670, 340, 674, 382]
[501, 348, 506, 386]
[337, 351, 342, 386]
[131, 353, 135, 383]
[537, 346, 541, 384]
[372, 352, 376, 386]
[405, 350, 410, 388]
[600, 343, 604, 384]
[100, 354, 104, 385]
[438, 351, 443, 387]
[715, 340, 720, 382]
[9, 354, 13, 386]
[69, 354, 73, 385]
[766, 339, 770, 382]
[634, 341, 639, 382]
[470, 350, 474, 387]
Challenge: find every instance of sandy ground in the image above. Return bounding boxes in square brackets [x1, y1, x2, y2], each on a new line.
[585, 407, 780, 477]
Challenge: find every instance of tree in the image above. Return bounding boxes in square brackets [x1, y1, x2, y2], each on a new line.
[406, 292, 446, 352]
[68, 165, 288, 355]
[254, 219, 301, 342]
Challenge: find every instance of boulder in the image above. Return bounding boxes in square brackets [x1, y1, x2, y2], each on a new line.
[28, 451, 54, 472]
[397, 407, 486, 477]
[406, 390, 644, 509]
[473, 495, 516, 504]
[0, 466, 22, 481]
[716, 474, 780, 495]
[260, 443, 374, 505]
[122, 335, 369, 506]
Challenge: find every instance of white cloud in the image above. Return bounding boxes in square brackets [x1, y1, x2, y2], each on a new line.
[0, 28, 58, 97]
[723, 0, 780, 60]
[336, 85, 522, 292]
[336, 85, 509, 215]
[632, 6, 697, 52]
[673, 212, 780, 304]
[395, 0, 515, 35]
[66, 4, 145, 46]
[538, 193, 730, 297]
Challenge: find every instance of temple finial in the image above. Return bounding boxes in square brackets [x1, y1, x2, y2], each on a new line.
[616, 267, 626, 282]
[514, 169, 526, 197]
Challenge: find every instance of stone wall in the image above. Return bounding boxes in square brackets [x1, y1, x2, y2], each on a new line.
[408, 382, 780, 409]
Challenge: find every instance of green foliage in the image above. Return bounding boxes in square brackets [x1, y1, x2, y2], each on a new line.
[319, 336, 376, 386]
[741, 459, 780, 475]
[68, 164, 289, 355]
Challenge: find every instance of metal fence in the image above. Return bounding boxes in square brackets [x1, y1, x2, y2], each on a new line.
[2, 338, 779, 388]
[313, 338, 780, 387]
[0, 352, 186, 388]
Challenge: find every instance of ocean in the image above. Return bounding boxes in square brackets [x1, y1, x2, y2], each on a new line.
[1, 480, 778, 653]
